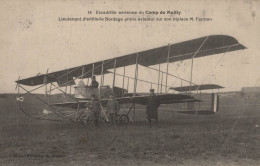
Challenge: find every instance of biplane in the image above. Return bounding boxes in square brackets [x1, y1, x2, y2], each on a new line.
[15, 35, 246, 124]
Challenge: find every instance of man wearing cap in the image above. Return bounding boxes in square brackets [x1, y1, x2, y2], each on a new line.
[146, 89, 160, 127]
[90, 76, 99, 88]
[106, 93, 120, 125]
[85, 94, 101, 127]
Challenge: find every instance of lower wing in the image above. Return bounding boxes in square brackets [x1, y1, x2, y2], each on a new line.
[115, 93, 200, 105]
[50, 94, 199, 109]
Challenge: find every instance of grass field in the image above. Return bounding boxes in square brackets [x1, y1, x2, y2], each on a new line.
[0, 93, 259, 165]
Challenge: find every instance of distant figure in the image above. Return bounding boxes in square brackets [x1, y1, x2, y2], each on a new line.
[90, 76, 99, 88]
[106, 93, 120, 125]
[85, 94, 101, 127]
[146, 89, 160, 127]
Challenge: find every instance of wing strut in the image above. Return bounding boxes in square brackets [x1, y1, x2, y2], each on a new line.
[44, 69, 49, 100]
[190, 36, 209, 93]
[157, 64, 161, 94]
[127, 77, 129, 92]
[92, 63, 95, 77]
[112, 58, 117, 91]
[195, 46, 231, 92]
[160, 73, 164, 93]
[165, 44, 171, 93]
[133, 53, 139, 121]
[81, 65, 84, 80]
[101, 61, 104, 86]
[122, 66, 126, 93]
[133, 53, 139, 96]
[144, 65, 197, 86]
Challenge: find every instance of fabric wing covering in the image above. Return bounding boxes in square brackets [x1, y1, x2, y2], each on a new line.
[51, 94, 200, 108]
[170, 84, 224, 92]
[16, 35, 246, 86]
[114, 94, 200, 105]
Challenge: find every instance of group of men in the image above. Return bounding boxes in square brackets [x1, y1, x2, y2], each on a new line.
[85, 76, 160, 127]
[85, 93, 120, 127]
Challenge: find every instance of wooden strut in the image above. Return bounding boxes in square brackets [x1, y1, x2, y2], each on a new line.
[190, 59, 194, 94]
[100, 104, 109, 122]
[76, 103, 80, 121]
[189, 36, 209, 93]
[145, 65, 197, 86]
[64, 86, 67, 102]
[111, 72, 171, 91]
[48, 83, 52, 104]
[100, 61, 104, 99]
[45, 69, 49, 101]
[101, 61, 104, 86]
[92, 63, 95, 77]
[47, 58, 116, 94]
[165, 44, 171, 93]
[55, 65, 82, 81]
[103, 74, 105, 86]
[157, 64, 161, 94]
[42, 59, 113, 97]
[160, 73, 164, 93]
[64, 69, 70, 101]
[81, 66, 85, 80]
[126, 103, 135, 115]
[20, 84, 46, 97]
[122, 66, 125, 94]
[133, 53, 139, 121]
[50, 83, 79, 103]
[133, 53, 139, 96]
[195, 46, 231, 92]
[127, 77, 129, 92]
[46, 56, 127, 95]
[112, 58, 117, 92]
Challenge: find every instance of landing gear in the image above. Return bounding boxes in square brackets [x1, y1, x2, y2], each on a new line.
[117, 114, 129, 125]
[80, 114, 94, 125]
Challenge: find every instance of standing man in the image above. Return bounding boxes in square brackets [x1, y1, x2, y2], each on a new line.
[146, 89, 160, 127]
[106, 93, 120, 125]
[86, 94, 101, 127]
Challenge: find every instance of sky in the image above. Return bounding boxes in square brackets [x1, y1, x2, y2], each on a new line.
[0, 0, 259, 93]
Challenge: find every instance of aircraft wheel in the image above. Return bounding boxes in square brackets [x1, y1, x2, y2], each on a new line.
[80, 115, 93, 125]
[119, 115, 129, 125]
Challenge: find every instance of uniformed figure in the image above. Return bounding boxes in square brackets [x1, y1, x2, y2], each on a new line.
[86, 95, 101, 127]
[90, 76, 99, 88]
[106, 93, 120, 125]
[146, 89, 160, 127]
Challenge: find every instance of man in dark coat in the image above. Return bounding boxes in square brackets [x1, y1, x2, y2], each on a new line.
[90, 76, 99, 88]
[86, 94, 101, 127]
[106, 93, 120, 125]
[146, 89, 160, 127]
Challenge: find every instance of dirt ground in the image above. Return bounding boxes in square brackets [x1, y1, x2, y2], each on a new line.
[0, 94, 259, 165]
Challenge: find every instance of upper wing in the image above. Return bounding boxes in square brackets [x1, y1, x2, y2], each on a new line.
[16, 67, 111, 87]
[16, 35, 245, 86]
[169, 84, 224, 92]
